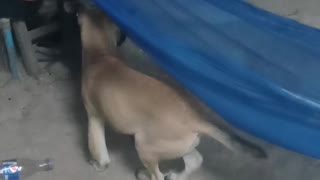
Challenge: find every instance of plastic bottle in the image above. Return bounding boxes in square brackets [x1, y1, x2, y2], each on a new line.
[0, 158, 53, 180]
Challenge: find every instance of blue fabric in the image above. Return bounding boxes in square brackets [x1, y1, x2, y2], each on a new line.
[94, 0, 320, 158]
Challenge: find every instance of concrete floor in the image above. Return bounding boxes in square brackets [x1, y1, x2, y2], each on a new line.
[1, 1, 320, 180]
[247, 0, 320, 28]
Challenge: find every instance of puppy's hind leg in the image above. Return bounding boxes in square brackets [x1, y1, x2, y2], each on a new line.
[137, 161, 164, 180]
[166, 149, 203, 180]
[88, 114, 110, 171]
[135, 134, 165, 180]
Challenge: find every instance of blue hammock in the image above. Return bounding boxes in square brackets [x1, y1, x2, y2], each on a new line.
[94, 0, 320, 158]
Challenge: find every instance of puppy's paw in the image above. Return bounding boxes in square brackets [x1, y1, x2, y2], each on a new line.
[165, 171, 178, 180]
[165, 171, 188, 180]
[135, 169, 150, 180]
[88, 159, 109, 172]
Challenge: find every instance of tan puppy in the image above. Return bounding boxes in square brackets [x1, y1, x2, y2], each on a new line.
[78, 7, 266, 180]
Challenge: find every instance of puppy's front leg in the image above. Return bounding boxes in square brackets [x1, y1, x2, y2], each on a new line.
[88, 115, 110, 171]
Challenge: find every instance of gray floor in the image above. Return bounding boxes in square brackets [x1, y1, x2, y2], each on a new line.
[247, 0, 320, 28]
[1, 1, 320, 180]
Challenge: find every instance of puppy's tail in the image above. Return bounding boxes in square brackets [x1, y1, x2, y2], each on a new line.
[197, 121, 267, 159]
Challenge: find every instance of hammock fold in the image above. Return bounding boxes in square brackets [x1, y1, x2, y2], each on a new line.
[94, 0, 320, 158]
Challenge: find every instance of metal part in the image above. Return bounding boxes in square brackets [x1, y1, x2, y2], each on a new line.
[12, 20, 40, 77]
[1, 18, 19, 79]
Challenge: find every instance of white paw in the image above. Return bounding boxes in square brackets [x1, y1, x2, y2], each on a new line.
[135, 169, 150, 180]
[165, 172, 178, 180]
[165, 171, 188, 180]
[88, 159, 110, 172]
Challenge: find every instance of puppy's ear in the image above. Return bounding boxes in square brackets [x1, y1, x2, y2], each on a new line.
[116, 30, 127, 47]
[76, 10, 83, 26]
[76, 4, 86, 26]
